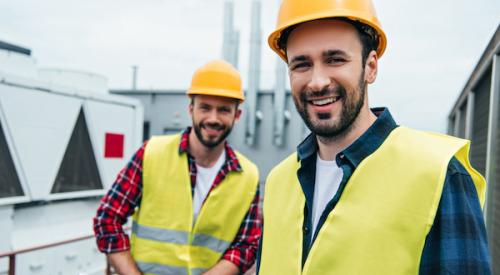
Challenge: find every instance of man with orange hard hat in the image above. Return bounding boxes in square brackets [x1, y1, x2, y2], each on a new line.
[94, 60, 261, 275]
[258, 0, 491, 274]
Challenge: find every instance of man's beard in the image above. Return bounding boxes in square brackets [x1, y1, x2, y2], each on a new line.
[193, 121, 233, 148]
[294, 72, 366, 140]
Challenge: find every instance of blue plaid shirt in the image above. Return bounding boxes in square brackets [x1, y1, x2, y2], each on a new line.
[257, 107, 491, 274]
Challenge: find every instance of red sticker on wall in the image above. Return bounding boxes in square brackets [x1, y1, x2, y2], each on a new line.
[104, 133, 124, 158]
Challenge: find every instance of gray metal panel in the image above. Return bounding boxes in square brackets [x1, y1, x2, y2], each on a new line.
[486, 54, 500, 275]
[447, 115, 455, 135]
[51, 108, 103, 193]
[465, 92, 475, 140]
[494, 107, 500, 275]
[470, 68, 491, 176]
[0, 117, 23, 198]
[457, 104, 467, 138]
[453, 109, 462, 137]
[130, 93, 191, 138]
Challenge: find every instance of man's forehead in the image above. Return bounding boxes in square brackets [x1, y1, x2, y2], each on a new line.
[286, 19, 361, 59]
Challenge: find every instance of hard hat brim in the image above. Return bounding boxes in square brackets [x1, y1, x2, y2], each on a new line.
[187, 88, 245, 102]
[268, 11, 387, 62]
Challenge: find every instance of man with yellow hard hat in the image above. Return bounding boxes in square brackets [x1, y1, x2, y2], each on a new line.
[258, 0, 491, 274]
[94, 60, 261, 275]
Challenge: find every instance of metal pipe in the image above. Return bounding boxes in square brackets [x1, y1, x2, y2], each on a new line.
[222, 1, 240, 67]
[232, 30, 240, 68]
[245, 0, 262, 146]
[132, 65, 138, 90]
[0, 226, 129, 274]
[222, 1, 234, 64]
[273, 58, 287, 146]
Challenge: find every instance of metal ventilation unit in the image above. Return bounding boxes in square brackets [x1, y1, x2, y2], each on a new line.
[0, 45, 144, 205]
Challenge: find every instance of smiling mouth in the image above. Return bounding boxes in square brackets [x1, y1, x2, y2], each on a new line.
[202, 125, 224, 136]
[310, 96, 342, 106]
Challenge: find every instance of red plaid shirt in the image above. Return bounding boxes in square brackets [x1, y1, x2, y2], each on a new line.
[93, 127, 261, 272]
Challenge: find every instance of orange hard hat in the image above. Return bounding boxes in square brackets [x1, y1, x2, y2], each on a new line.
[268, 0, 387, 62]
[187, 60, 244, 102]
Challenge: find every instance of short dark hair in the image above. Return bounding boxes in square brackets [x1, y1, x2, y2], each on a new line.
[278, 18, 379, 66]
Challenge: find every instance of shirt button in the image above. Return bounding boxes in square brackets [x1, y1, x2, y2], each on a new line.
[339, 154, 345, 159]
[303, 226, 310, 234]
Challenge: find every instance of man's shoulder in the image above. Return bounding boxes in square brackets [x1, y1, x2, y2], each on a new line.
[233, 150, 259, 176]
[394, 126, 464, 142]
[148, 133, 181, 143]
[143, 134, 182, 156]
[267, 152, 299, 180]
[390, 127, 469, 156]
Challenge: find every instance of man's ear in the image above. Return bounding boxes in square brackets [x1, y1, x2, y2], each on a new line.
[365, 50, 378, 84]
[188, 102, 194, 118]
[234, 108, 242, 122]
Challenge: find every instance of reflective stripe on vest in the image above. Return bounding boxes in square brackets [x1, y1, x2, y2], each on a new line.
[259, 127, 486, 275]
[136, 262, 208, 275]
[131, 134, 259, 274]
[132, 221, 232, 254]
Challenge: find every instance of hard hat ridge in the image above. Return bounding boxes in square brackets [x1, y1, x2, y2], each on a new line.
[187, 60, 245, 102]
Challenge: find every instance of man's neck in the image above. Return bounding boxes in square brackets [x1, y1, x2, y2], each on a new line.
[316, 107, 377, 161]
[188, 131, 225, 168]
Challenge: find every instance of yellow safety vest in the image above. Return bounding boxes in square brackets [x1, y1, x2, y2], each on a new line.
[259, 127, 485, 275]
[131, 134, 259, 275]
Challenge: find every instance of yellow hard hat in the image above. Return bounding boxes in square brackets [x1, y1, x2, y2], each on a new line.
[268, 0, 387, 62]
[187, 60, 244, 102]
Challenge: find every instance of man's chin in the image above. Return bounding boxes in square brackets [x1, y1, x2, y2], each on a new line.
[200, 137, 223, 148]
[306, 121, 342, 136]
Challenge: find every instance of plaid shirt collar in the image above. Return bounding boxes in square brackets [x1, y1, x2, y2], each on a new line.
[178, 126, 242, 172]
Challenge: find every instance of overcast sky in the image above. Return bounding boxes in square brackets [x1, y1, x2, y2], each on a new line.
[0, 0, 499, 132]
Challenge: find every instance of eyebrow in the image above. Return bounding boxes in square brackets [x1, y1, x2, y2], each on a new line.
[288, 55, 309, 65]
[323, 49, 349, 58]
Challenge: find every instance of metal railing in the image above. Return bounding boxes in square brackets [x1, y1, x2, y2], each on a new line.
[0, 233, 112, 275]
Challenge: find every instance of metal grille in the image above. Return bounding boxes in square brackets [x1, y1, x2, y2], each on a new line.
[0, 118, 23, 198]
[51, 108, 102, 193]
[470, 69, 491, 176]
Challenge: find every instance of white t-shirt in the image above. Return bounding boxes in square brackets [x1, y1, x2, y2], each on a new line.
[311, 154, 344, 240]
[193, 150, 226, 222]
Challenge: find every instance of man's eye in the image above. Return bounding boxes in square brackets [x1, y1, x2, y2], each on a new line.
[291, 62, 310, 71]
[326, 57, 346, 64]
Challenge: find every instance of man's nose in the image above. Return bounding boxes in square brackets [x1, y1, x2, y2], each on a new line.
[307, 66, 331, 92]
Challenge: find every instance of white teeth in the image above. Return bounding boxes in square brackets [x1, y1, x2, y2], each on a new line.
[311, 97, 339, 106]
